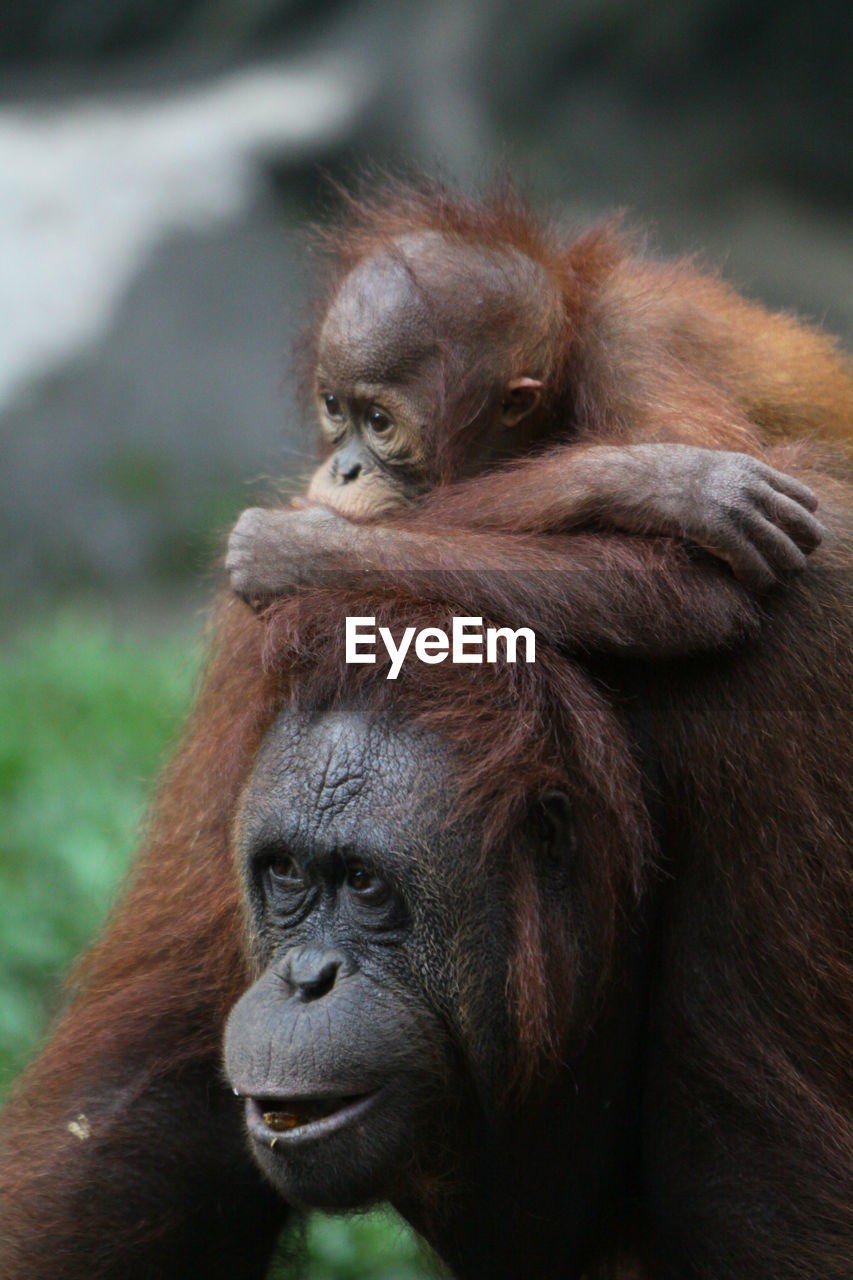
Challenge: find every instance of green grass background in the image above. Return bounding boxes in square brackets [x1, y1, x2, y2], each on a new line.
[0, 610, 438, 1278]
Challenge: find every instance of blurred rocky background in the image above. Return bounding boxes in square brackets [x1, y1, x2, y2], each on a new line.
[1, 0, 852, 612]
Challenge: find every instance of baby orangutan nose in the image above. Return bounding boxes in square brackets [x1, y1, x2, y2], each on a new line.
[331, 444, 368, 485]
[278, 945, 352, 1001]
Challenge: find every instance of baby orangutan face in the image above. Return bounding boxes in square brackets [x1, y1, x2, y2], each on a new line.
[307, 313, 437, 521]
[306, 389, 428, 521]
[306, 232, 553, 520]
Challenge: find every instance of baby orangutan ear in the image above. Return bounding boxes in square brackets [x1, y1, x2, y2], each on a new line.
[501, 376, 544, 426]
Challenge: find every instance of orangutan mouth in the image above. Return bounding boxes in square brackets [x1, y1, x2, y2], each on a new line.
[246, 1091, 377, 1144]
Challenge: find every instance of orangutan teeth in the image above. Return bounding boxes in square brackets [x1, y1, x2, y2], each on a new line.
[262, 1109, 301, 1131]
[260, 1096, 360, 1132]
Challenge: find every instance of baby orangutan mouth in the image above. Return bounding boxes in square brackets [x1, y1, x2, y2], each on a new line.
[246, 1092, 376, 1144]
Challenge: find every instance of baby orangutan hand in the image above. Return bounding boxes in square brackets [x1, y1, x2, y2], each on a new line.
[226, 505, 350, 610]
[590, 444, 823, 592]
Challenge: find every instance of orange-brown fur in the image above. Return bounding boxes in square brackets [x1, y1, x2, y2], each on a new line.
[0, 605, 287, 1274]
[227, 179, 844, 620]
[2, 179, 853, 1277]
[2, 464, 853, 1274]
[260, 446, 853, 1276]
[309, 177, 853, 479]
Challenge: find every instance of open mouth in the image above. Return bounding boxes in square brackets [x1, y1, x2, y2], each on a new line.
[246, 1091, 377, 1146]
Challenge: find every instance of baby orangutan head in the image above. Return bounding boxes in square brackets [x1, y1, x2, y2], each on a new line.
[306, 231, 564, 520]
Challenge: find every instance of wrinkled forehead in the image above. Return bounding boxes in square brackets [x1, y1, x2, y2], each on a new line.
[240, 708, 453, 852]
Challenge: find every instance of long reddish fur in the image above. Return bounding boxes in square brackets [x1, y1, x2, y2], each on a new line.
[1, 176, 852, 1276]
[2, 463, 852, 1274]
[306, 174, 853, 483]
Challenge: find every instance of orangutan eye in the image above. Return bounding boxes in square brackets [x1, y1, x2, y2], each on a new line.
[266, 855, 306, 892]
[345, 862, 391, 906]
[323, 393, 343, 419]
[366, 405, 393, 434]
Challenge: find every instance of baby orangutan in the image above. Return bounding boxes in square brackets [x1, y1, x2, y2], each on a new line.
[227, 182, 849, 629]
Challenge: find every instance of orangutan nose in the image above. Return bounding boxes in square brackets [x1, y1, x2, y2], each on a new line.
[278, 945, 351, 1001]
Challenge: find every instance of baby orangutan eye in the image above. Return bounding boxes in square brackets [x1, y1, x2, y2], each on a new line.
[323, 393, 343, 419]
[366, 405, 393, 434]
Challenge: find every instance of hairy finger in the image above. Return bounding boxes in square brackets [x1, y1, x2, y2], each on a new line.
[759, 488, 824, 552]
[699, 523, 777, 592]
[758, 465, 819, 512]
[738, 510, 809, 574]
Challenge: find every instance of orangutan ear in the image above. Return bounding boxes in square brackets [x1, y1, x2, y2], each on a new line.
[500, 377, 544, 426]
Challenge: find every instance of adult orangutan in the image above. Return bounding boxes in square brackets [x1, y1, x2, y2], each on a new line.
[1, 439, 852, 1277]
[225, 177, 851, 613]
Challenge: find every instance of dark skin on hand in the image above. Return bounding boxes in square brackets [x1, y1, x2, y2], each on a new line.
[225, 184, 849, 625]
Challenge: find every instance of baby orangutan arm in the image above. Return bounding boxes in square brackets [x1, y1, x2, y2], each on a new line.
[227, 441, 821, 623]
[413, 443, 822, 591]
[227, 502, 763, 659]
